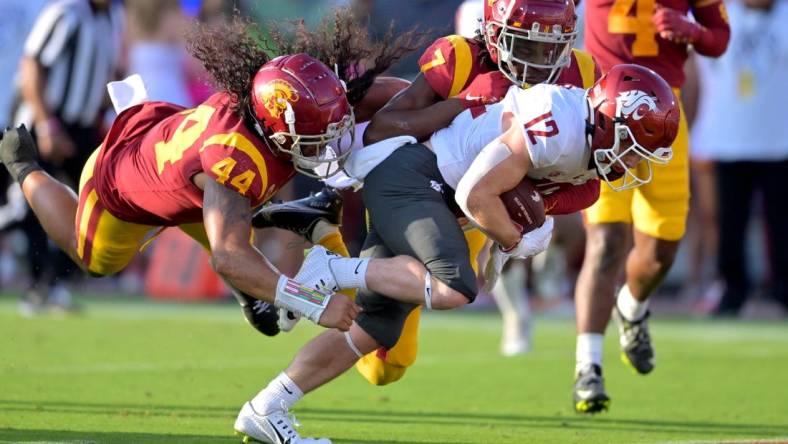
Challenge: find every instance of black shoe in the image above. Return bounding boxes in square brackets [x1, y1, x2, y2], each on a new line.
[233, 291, 280, 337]
[613, 306, 655, 374]
[573, 364, 611, 413]
[0, 125, 42, 183]
[251, 187, 342, 242]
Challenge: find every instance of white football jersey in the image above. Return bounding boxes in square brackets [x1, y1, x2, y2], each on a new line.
[429, 84, 595, 190]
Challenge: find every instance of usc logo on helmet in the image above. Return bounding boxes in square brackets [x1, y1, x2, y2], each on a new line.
[258, 79, 300, 119]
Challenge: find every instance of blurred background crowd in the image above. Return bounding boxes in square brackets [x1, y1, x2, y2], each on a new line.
[0, 0, 785, 326]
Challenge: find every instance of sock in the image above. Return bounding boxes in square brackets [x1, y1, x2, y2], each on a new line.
[315, 229, 350, 257]
[616, 284, 649, 321]
[328, 256, 369, 291]
[575, 333, 604, 375]
[250, 372, 304, 415]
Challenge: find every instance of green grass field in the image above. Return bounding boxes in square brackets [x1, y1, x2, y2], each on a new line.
[1, 295, 787, 444]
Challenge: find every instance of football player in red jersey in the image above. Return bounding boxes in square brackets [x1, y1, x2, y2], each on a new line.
[573, 0, 730, 413]
[349, 0, 604, 387]
[0, 26, 367, 333]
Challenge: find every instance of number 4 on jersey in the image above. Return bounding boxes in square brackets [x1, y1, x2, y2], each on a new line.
[155, 105, 216, 174]
[608, 0, 659, 57]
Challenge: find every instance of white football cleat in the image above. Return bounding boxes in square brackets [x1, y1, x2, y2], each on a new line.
[293, 246, 340, 293]
[234, 402, 331, 444]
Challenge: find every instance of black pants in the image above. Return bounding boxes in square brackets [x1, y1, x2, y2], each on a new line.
[716, 159, 788, 314]
[355, 144, 477, 347]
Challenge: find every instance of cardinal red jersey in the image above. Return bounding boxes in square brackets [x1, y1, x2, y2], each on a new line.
[92, 92, 295, 226]
[584, 0, 727, 87]
[418, 35, 601, 98]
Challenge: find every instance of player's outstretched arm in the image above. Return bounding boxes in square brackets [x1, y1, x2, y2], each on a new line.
[202, 177, 279, 301]
[363, 74, 465, 144]
[201, 177, 360, 331]
[352, 76, 411, 123]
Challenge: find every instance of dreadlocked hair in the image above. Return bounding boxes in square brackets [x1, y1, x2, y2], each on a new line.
[186, 13, 271, 116]
[472, 30, 497, 70]
[267, 7, 429, 105]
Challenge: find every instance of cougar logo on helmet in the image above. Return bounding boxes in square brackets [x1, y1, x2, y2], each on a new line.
[617, 90, 657, 121]
[259, 79, 300, 119]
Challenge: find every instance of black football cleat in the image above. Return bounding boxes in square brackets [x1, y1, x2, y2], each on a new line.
[251, 186, 343, 242]
[232, 291, 280, 337]
[613, 306, 655, 375]
[573, 364, 611, 414]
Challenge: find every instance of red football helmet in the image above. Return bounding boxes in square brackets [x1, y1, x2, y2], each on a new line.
[483, 0, 577, 86]
[250, 53, 355, 178]
[585, 64, 679, 191]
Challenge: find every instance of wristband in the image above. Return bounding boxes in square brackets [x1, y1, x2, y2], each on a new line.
[274, 275, 332, 324]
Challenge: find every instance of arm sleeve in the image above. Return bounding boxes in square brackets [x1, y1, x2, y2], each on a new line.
[419, 35, 477, 99]
[691, 0, 731, 58]
[24, 5, 77, 68]
[541, 180, 601, 215]
[200, 137, 265, 201]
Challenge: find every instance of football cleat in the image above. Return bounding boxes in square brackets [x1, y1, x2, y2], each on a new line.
[232, 291, 281, 337]
[234, 401, 331, 444]
[613, 306, 655, 375]
[573, 364, 611, 414]
[252, 187, 343, 244]
[293, 246, 341, 293]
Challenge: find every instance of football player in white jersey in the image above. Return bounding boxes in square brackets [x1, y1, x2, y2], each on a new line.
[233, 64, 679, 444]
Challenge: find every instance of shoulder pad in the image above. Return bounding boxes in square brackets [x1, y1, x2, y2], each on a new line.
[419, 35, 484, 99]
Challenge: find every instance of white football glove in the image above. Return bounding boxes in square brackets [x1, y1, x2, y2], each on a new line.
[482, 216, 554, 292]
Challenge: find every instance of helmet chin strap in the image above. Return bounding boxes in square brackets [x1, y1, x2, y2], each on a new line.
[284, 102, 297, 135]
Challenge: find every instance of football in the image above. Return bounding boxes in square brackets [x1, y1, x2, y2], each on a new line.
[500, 177, 546, 234]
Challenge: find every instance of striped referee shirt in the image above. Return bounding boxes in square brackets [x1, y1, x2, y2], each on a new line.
[12, 0, 124, 128]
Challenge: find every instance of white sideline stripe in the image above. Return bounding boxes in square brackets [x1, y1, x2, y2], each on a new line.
[0, 358, 267, 375]
[0, 441, 98, 444]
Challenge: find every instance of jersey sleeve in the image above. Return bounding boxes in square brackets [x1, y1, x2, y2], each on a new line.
[690, 0, 731, 58]
[200, 132, 266, 201]
[557, 49, 601, 89]
[419, 35, 481, 99]
[541, 180, 600, 215]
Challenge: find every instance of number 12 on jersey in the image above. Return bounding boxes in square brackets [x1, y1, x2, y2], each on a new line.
[524, 111, 559, 145]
